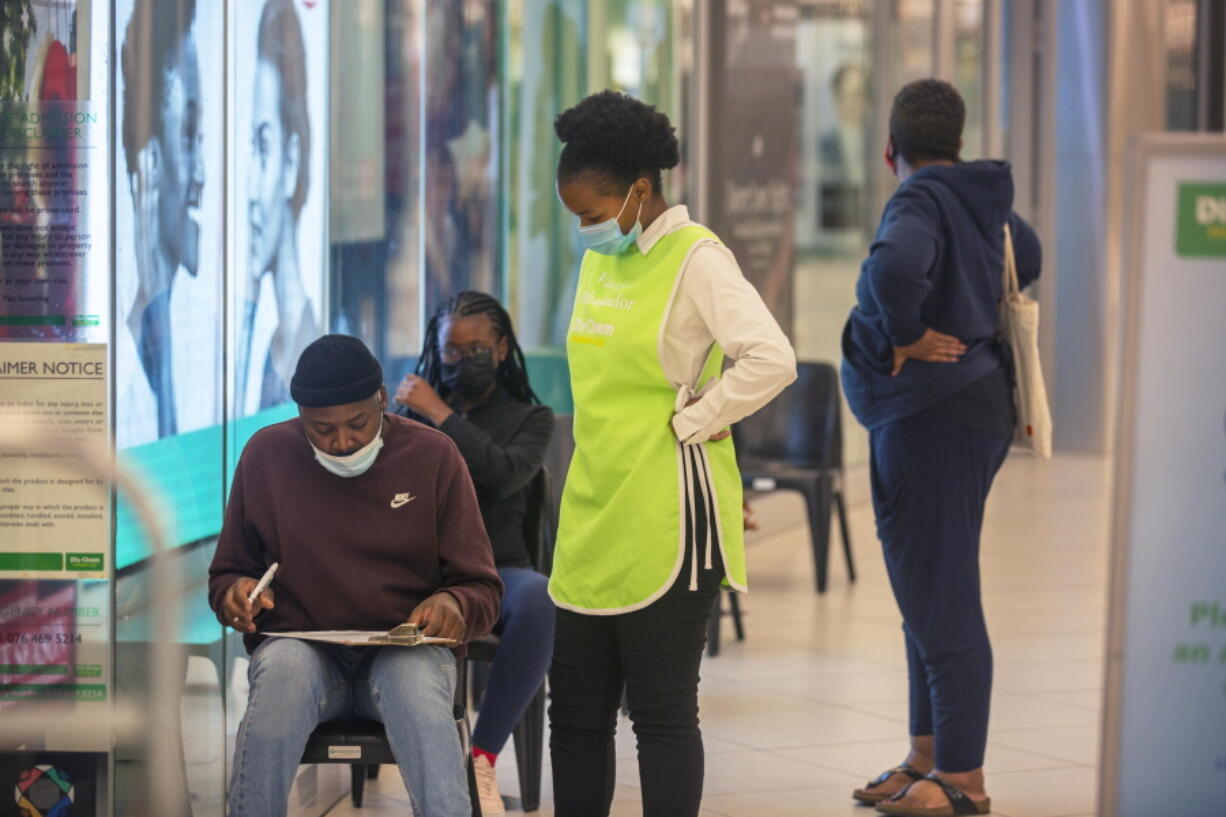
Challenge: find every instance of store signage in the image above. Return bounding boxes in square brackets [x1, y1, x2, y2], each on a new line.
[1176, 182, 1226, 257]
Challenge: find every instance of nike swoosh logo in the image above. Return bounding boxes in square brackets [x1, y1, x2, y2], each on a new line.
[390, 494, 416, 509]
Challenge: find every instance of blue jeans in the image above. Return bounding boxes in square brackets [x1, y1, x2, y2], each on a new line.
[229, 637, 469, 817]
[471, 567, 555, 754]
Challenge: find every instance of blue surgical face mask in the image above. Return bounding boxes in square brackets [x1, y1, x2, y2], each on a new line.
[311, 425, 384, 478]
[577, 188, 643, 255]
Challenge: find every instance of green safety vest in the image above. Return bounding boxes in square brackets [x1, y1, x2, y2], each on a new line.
[549, 224, 747, 614]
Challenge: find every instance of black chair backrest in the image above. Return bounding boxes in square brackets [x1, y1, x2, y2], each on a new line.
[734, 361, 843, 470]
[522, 468, 556, 576]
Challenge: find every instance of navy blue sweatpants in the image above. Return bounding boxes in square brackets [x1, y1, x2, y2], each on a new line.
[869, 409, 1011, 773]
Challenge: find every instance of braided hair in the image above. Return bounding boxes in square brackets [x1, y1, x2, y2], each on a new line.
[417, 291, 541, 405]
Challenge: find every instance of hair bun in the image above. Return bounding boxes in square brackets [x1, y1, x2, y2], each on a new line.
[555, 90, 679, 173]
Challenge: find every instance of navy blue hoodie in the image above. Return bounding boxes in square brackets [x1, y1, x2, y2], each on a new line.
[841, 160, 1041, 430]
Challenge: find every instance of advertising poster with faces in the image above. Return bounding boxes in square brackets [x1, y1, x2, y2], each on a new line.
[113, 0, 223, 448]
[231, 0, 328, 419]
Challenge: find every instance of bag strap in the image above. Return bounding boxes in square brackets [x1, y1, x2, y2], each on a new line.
[1002, 222, 1020, 297]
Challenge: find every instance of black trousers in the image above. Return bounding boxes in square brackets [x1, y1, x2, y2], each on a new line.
[549, 561, 721, 817]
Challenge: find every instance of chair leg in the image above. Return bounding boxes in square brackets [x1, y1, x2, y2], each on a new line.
[511, 684, 546, 811]
[728, 591, 745, 642]
[802, 479, 835, 593]
[469, 661, 490, 711]
[367, 764, 381, 779]
[467, 752, 483, 817]
[351, 764, 367, 807]
[706, 592, 722, 657]
[835, 490, 856, 583]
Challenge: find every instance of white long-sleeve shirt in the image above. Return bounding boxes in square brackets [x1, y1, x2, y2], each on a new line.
[635, 205, 797, 444]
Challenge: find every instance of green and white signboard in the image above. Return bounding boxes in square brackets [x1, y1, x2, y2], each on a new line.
[1103, 135, 1226, 817]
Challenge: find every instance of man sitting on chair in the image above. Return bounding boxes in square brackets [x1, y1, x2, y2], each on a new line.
[208, 334, 503, 817]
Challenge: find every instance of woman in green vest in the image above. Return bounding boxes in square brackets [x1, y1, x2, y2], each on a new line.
[549, 90, 797, 817]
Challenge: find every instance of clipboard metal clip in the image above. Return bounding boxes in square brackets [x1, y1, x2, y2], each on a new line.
[367, 623, 424, 646]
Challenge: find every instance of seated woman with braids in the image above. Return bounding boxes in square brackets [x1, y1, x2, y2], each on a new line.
[394, 291, 554, 815]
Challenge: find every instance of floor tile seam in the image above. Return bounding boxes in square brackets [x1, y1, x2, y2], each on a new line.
[993, 685, 1104, 694]
[989, 722, 1101, 735]
[758, 746, 883, 778]
[363, 789, 412, 807]
[701, 666, 903, 683]
[985, 762, 1098, 780]
[984, 740, 1100, 767]
[624, 776, 826, 796]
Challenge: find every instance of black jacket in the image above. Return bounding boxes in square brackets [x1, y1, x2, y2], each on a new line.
[401, 387, 553, 568]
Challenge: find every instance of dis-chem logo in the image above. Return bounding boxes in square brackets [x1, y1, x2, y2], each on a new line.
[14, 765, 75, 817]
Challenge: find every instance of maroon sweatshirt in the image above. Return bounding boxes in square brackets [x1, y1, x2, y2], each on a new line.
[208, 413, 503, 654]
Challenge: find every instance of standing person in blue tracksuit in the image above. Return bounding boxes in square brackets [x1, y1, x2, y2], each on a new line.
[840, 79, 1041, 817]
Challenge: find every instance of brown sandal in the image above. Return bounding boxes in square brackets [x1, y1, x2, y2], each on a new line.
[874, 773, 991, 816]
[852, 764, 926, 805]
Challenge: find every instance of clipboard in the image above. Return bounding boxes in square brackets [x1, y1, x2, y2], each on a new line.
[262, 623, 458, 647]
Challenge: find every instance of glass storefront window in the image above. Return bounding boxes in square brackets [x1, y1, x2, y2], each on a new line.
[501, 0, 694, 409]
[955, 0, 985, 157]
[422, 1, 499, 314]
[894, 0, 936, 83]
[1165, 0, 1199, 130]
[793, 0, 872, 466]
[112, 0, 227, 809]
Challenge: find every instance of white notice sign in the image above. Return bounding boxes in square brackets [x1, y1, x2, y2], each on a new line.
[0, 343, 109, 578]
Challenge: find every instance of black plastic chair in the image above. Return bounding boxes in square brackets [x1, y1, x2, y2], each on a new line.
[300, 657, 481, 813]
[465, 467, 554, 812]
[734, 361, 855, 594]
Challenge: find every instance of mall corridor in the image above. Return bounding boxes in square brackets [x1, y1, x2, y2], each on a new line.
[1, 1, 1223, 815]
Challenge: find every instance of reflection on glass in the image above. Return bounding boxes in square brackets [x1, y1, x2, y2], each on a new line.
[379, 0, 423, 357]
[1165, 0, 1199, 130]
[895, 0, 935, 82]
[504, 0, 588, 352]
[504, 0, 691, 352]
[423, 0, 498, 315]
[792, 1, 871, 466]
[955, 0, 984, 158]
[794, 6, 871, 263]
[329, 0, 411, 367]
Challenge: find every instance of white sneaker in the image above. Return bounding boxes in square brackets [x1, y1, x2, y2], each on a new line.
[473, 754, 505, 814]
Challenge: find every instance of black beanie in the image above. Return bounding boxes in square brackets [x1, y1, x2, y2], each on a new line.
[290, 335, 384, 407]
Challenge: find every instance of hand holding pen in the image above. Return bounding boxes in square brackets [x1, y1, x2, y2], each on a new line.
[220, 562, 278, 634]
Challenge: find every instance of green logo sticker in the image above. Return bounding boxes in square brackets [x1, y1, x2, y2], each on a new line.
[1176, 182, 1226, 257]
[65, 553, 104, 571]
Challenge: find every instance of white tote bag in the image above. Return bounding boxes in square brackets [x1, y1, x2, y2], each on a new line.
[1000, 224, 1052, 459]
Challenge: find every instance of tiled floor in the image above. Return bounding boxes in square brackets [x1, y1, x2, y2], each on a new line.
[327, 454, 1111, 817]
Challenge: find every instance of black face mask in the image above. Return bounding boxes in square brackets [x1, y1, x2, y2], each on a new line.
[441, 355, 498, 400]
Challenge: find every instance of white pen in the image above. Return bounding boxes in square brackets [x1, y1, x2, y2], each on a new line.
[248, 562, 279, 605]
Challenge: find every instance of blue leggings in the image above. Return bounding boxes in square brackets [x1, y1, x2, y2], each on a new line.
[471, 567, 555, 754]
[870, 410, 1011, 773]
